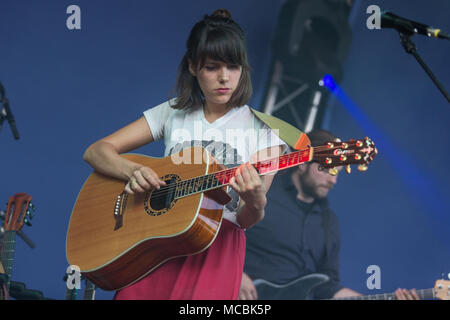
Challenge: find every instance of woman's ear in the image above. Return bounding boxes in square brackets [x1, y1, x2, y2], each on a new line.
[188, 60, 196, 76]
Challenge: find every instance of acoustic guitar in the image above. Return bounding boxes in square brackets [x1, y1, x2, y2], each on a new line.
[0, 193, 35, 299]
[66, 138, 377, 291]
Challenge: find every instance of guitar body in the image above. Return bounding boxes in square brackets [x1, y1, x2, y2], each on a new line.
[253, 273, 330, 300]
[66, 147, 228, 291]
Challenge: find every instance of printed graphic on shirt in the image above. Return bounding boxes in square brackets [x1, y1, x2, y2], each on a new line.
[168, 140, 242, 212]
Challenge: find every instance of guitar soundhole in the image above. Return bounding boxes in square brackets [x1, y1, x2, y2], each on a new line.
[144, 174, 179, 216]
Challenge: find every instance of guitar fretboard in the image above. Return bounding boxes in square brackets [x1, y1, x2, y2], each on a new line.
[0, 230, 17, 290]
[172, 148, 312, 199]
[333, 288, 435, 300]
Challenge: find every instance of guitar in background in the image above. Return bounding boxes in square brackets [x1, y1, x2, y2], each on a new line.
[0, 260, 8, 300]
[0, 210, 8, 299]
[253, 273, 330, 300]
[254, 273, 450, 300]
[0, 193, 35, 299]
[82, 277, 96, 300]
[64, 272, 97, 300]
[331, 278, 450, 300]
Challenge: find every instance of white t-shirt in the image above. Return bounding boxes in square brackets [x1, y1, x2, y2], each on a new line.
[143, 99, 287, 225]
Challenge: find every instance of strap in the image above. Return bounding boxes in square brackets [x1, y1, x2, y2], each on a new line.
[250, 108, 310, 150]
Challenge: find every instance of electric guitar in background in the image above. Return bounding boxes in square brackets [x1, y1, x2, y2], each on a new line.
[254, 273, 450, 300]
[253, 273, 330, 300]
[66, 138, 378, 291]
[331, 278, 450, 300]
[0, 193, 35, 299]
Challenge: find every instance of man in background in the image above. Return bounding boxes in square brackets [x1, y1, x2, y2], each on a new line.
[239, 129, 419, 300]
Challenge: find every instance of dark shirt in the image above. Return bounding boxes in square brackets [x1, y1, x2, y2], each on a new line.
[244, 172, 343, 299]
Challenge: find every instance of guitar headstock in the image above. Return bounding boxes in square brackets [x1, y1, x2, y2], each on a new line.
[3, 193, 35, 231]
[312, 137, 377, 175]
[434, 279, 450, 300]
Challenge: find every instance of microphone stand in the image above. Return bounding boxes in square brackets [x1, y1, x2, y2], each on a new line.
[0, 82, 20, 140]
[396, 30, 450, 104]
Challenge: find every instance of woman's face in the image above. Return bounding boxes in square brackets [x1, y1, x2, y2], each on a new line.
[190, 58, 242, 109]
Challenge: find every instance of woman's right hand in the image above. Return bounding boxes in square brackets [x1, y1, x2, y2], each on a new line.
[124, 166, 166, 194]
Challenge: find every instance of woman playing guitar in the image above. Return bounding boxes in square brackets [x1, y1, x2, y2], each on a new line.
[82, 8, 286, 300]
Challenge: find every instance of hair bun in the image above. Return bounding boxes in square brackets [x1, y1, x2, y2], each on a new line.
[210, 8, 232, 20]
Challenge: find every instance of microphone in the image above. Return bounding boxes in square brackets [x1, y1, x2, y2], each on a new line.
[381, 11, 450, 40]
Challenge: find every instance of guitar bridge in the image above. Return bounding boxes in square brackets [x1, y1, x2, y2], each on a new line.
[114, 192, 128, 230]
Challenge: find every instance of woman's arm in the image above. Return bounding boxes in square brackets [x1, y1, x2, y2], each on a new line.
[83, 116, 166, 193]
[233, 145, 283, 229]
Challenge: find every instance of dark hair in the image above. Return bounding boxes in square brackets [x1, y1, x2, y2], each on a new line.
[171, 9, 252, 110]
[307, 129, 338, 147]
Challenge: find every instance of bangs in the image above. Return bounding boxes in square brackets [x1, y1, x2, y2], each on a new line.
[194, 28, 248, 68]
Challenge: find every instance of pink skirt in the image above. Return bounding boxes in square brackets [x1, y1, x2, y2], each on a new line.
[113, 219, 246, 300]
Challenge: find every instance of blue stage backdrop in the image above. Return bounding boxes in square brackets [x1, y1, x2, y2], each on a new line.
[0, 0, 449, 300]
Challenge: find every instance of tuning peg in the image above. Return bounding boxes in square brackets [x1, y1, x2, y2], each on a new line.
[341, 143, 348, 149]
[356, 140, 363, 147]
[354, 154, 362, 160]
[345, 165, 351, 174]
[357, 164, 368, 172]
[325, 158, 332, 165]
[327, 142, 334, 148]
[26, 210, 35, 219]
[328, 168, 338, 176]
[340, 155, 347, 162]
[24, 218, 32, 226]
[29, 203, 36, 211]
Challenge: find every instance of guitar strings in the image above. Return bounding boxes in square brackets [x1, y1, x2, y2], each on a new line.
[145, 148, 311, 201]
[137, 143, 372, 202]
[144, 144, 367, 202]
[146, 148, 306, 200]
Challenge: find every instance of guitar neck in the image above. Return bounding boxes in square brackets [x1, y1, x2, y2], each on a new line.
[83, 279, 96, 300]
[65, 286, 78, 300]
[174, 148, 313, 199]
[0, 230, 17, 290]
[333, 288, 435, 300]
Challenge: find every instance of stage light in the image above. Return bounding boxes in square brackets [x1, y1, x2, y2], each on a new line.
[322, 76, 448, 230]
[320, 74, 337, 91]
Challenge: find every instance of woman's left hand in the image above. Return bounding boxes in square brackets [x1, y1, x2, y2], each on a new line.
[229, 162, 266, 210]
